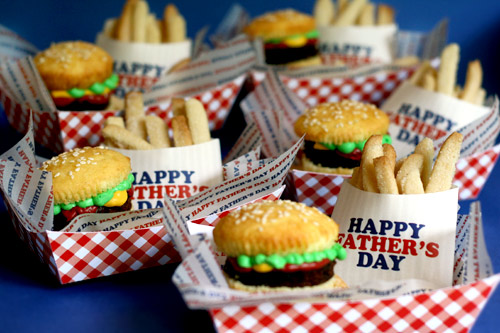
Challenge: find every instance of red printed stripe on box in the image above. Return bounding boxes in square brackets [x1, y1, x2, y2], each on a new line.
[210, 274, 500, 333]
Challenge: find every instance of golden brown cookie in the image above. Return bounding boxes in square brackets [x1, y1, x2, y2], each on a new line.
[213, 200, 339, 257]
[226, 273, 347, 292]
[244, 9, 316, 40]
[34, 41, 113, 91]
[301, 155, 354, 175]
[294, 100, 390, 145]
[40, 146, 131, 205]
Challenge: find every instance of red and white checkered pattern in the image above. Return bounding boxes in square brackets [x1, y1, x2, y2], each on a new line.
[1, 75, 244, 152]
[292, 145, 500, 213]
[210, 273, 500, 333]
[251, 67, 415, 107]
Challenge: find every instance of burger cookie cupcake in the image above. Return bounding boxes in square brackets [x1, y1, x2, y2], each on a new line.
[294, 100, 391, 174]
[243, 9, 319, 66]
[213, 200, 347, 292]
[40, 146, 134, 231]
[34, 41, 119, 111]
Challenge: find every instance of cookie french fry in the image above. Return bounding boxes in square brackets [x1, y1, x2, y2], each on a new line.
[414, 138, 434, 188]
[337, 0, 349, 17]
[350, 166, 362, 189]
[453, 85, 462, 98]
[376, 4, 394, 25]
[409, 60, 432, 85]
[396, 154, 424, 194]
[437, 43, 460, 96]
[116, 0, 137, 41]
[168, 57, 191, 73]
[145, 115, 170, 148]
[314, 0, 335, 26]
[162, 4, 178, 42]
[333, 0, 367, 26]
[421, 71, 436, 91]
[357, 2, 375, 26]
[171, 97, 186, 117]
[104, 116, 125, 128]
[185, 98, 211, 144]
[126, 116, 147, 140]
[361, 135, 384, 192]
[382, 143, 396, 172]
[171, 115, 193, 147]
[394, 157, 405, 176]
[105, 95, 125, 111]
[475, 88, 486, 106]
[103, 19, 117, 38]
[426, 132, 463, 193]
[167, 11, 186, 42]
[374, 156, 398, 194]
[460, 60, 483, 103]
[146, 14, 161, 43]
[125, 91, 145, 119]
[132, 0, 148, 42]
[103, 124, 153, 150]
[393, 56, 420, 67]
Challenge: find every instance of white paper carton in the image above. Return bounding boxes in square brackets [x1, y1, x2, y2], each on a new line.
[319, 24, 397, 66]
[331, 182, 458, 289]
[96, 31, 191, 97]
[112, 139, 223, 210]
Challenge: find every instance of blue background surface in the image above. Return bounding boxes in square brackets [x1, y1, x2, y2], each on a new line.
[1, 1, 500, 332]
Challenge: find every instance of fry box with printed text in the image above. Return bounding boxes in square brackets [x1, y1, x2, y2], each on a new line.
[112, 140, 223, 210]
[319, 24, 397, 66]
[331, 181, 458, 289]
[95, 31, 192, 97]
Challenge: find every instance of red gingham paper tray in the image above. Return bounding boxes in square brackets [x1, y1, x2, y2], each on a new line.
[210, 273, 500, 333]
[292, 144, 500, 215]
[0, 75, 244, 153]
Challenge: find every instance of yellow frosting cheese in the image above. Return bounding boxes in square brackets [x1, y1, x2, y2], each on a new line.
[51, 87, 112, 98]
[252, 263, 273, 273]
[103, 190, 128, 207]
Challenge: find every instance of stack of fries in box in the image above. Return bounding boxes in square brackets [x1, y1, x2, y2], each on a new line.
[314, 0, 394, 27]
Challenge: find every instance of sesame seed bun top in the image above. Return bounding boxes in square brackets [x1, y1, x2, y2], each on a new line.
[294, 100, 390, 144]
[244, 9, 316, 40]
[213, 200, 339, 257]
[34, 41, 113, 91]
[40, 147, 131, 205]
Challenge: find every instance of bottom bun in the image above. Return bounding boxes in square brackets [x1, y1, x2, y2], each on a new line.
[302, 155, 353, 175]
[226, 273, 347, 293]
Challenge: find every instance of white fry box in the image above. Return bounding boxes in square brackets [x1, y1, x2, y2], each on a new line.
[319, 24, 397, 65]
[96, 31, 191, 96]
[111, 139, 223, 210]
[382, 81, 490, 156]
[331, 181, 458, 289]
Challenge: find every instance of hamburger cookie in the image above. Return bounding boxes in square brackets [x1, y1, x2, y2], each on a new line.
[244, 9, 319, 66]
[40, 146, 134, 230]
[213, 200, 347, 292]
[294, 100, 391, 174]
[34, 41, 119, 111]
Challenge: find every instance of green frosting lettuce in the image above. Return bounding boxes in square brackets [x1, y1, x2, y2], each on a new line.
[320, 134, 392, 154]
[54, 173, 134, 215]
[236, 243, 347, 269]
[265, 29, 319, 44]
[66, 73, 119, 98]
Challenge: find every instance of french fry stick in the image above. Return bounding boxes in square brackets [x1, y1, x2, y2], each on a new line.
[374, 156, 398, 194]
[460, 60, 483, 103]
[376, 4, 395, 25]
[167, 11, 186, 42]
[314, 0, 335, 26]
[103, 19, 117, 38]
[357, 2, 375, 26]
[437, 43, 460, 95]
[425, 132, 463, 193]
[414, 138, 434, 188]
[105, 95, 125, 111]
[145, 115, 170, 148]
[103, 124, 153, 150]
[337, 0, 349, 17]
[350, 166, 362, 189]
[132, 0, 149, 42]
[125, 91, 145, 119]
[185, 98, 211, 144]
[171, 97, 186, 117]
[396, 154, 424, 194]
[126, 116, 147, 140]
[453, 85, 462, 98]
[146, 14, 161, 43]
[409, 60, 432, 85]
[382, 143, 396, 171]
[171, 115, 193, 147]
[104, 116, 125, 128]
[394, 157, 405, 176]
[163, 4, 178, 42]
[116, 0, 137, 41]
[333, 0, 367, 26]
[421, 71, 436, 91]
[475, 88, 486, 106]
[361, 135, 384, 192]
[168, 57, 191, 73]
